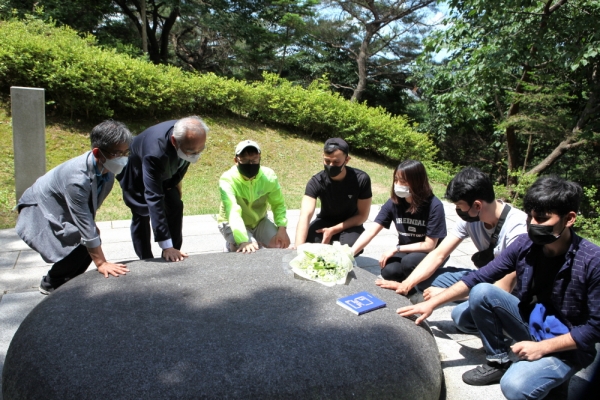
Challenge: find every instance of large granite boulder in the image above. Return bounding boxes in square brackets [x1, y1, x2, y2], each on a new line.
[3, 249, 442, 399]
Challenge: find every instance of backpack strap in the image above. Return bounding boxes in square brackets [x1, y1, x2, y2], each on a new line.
[490, 204, 511, 247]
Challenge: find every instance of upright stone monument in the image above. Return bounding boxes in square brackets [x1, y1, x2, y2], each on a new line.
[11, 87, 45, 201]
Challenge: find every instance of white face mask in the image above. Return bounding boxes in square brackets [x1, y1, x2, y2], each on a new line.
[176, 147, 201, 163]
[394, 185, 411, 198]
[173, 137, 201, 164]
[103, 156, 128, 175]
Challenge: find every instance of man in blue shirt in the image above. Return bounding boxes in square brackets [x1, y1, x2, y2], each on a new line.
[398, 176, 600, 399]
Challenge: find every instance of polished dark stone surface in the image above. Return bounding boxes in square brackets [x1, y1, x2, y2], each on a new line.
[3, 249, 441, 399]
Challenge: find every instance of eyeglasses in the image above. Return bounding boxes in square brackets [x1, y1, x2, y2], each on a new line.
[101, 148, 130, 158]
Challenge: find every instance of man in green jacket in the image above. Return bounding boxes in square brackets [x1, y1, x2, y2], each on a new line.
[218, 140, 290, 253]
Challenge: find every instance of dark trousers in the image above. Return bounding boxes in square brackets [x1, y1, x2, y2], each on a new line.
[306, 218, 365, 247]
[380, 252, 428, 282]
[47, 244, 92, 281]
[131, 188, 184, 259]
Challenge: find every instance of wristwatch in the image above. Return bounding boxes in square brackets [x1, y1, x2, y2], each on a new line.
[396, 244, 402, 252]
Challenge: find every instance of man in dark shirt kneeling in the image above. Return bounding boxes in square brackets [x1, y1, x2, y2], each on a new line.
[398, 175, 600, 399]
[295, 138, 372, 248]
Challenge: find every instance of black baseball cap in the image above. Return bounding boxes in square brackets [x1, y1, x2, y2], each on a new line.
[324, 138, 349, 155]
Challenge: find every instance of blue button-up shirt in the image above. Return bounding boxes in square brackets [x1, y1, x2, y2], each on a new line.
[462, 230, 600, 367]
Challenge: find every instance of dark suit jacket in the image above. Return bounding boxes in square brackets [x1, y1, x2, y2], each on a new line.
[118, 120, 189, 242]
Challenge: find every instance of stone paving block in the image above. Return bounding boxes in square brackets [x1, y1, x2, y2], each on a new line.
[182, 215, 221, 236]
[0, 291, 45, 399]
[13, 250, 50, 270]
[111, 219, 132, 229]
[0, 266, 48, 293]
[0, 252, 18, 270]
[0, 228, 30, 252]
[97, 227, 135, 244]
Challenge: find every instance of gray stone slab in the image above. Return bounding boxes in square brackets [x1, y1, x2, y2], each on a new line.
[11, 87, 46, 201]
[3, 250, 442, 399]
[111, 219, 132, 229]
[0, 229, 30, 253]
[12, 250, 50, 270]
[0, 253, 18, 271]
[182, 215, 221, 236]
[0, 292, 45, 399]
[96, 227, 135, 244]
[0, 266, 48, 294]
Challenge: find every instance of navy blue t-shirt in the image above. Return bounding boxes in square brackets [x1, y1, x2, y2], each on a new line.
[375, 196, 447, 246]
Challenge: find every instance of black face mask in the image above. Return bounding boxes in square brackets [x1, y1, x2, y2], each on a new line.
[456, 204, 480, 222]
[237, 163, 260, 179]
[528, 222, 566, 245]
[324, 163, 344, 178]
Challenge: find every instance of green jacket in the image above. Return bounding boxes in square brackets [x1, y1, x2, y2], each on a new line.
[218, 165, 287, 244]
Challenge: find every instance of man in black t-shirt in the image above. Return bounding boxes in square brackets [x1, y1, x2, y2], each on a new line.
[295, 138, 372, 247]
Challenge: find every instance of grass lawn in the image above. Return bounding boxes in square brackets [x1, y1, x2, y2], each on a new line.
[0, 105, 448, 229]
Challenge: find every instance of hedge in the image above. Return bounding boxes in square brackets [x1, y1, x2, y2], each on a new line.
[0, 18, 437, 162]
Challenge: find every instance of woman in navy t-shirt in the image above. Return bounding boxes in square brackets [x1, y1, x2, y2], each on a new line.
[351, 160, 447, 290]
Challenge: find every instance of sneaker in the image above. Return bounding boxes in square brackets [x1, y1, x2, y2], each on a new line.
[39, 275, 59, 295]
[462, 361, 510, 386]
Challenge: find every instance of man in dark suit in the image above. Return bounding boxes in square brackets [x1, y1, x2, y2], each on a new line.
[118, 116, 208, 261]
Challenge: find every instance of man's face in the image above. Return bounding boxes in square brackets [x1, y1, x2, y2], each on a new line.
[528, 210, 566, 235]
[172, 131, 206, 156]
[96, 142, 130, 160]
[235, 153, 260, 165]
[323, 149, 348, 167]
[454, 200, 481, 216]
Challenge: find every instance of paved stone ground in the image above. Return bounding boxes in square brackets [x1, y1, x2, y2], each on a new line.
[1, 203, 597, 399]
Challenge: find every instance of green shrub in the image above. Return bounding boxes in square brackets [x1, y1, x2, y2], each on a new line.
[0, 18, 436, 163]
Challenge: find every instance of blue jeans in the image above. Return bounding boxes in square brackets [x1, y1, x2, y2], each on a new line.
[501, 357, 579, 400]
[416, 267, 478, 333]
[470, 283, 579, 399]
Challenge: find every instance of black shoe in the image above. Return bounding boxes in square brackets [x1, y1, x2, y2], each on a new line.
[462, 361, 510, 386]
[38, 275, 64, 295]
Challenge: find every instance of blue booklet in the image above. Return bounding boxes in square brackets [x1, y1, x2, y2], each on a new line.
[337, 291, 386, 315]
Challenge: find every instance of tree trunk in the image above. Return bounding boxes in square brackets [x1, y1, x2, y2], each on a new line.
[351, 34, 371, 102]
[141, 0, 147, 54]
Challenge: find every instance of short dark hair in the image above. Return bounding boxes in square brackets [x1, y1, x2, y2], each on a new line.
[391, 160, 433, 213]
[237, 147, 259, 158]
[523, 175, 582, 216]
[90, 120, 132, 149]
[445, 167, 495, 204]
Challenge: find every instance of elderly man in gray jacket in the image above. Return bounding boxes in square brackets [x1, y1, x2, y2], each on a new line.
[16, 120, 133, 295]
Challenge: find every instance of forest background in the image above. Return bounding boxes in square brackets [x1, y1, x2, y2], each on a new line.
[0, 0, 598, 242]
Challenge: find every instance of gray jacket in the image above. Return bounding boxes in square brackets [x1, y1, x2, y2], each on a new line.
[16, 151, 114, 263]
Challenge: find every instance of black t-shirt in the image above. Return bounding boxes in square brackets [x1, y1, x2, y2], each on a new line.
[305, 166, 372, 223]
[375, 196, 447, 246]
[531, 247, 565, 306]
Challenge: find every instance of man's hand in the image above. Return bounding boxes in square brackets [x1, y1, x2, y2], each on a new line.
[272, 228, 291, 248]
[511, 341, 547, 361]
[423, 286, 446, 301]
[316, 226, 338, 244]
[379, 248, 397, 268]
[375, 278, 401, 291]
[97, 261, 130, 278]
[397, 302, 434, 325]
[162, 247, 188, 262]
[237, 241, 260, 253]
